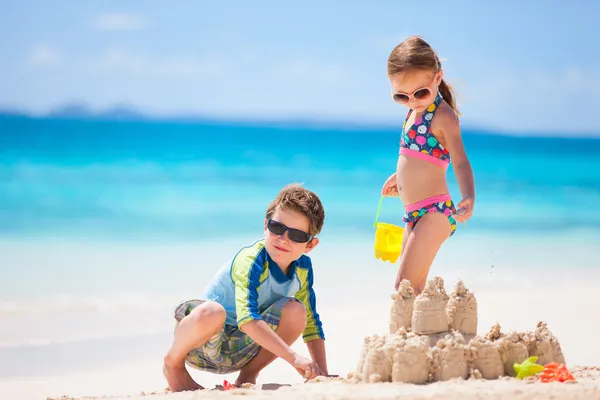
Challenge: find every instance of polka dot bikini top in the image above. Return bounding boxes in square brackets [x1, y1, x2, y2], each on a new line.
[399, 92, 451, 168]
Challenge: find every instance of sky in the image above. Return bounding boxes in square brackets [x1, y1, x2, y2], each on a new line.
[1, 0, 599, 135]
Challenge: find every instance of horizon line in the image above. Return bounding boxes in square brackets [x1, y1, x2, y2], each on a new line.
[1, 104, 599, 139]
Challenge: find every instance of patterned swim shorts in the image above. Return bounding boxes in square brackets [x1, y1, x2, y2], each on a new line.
[402, 194, 457, 237]
[173, 297, 295, 374]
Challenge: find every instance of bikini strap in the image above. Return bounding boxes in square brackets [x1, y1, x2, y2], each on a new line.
[402, 109, 412, 133]
[433, 91, 443, 108]
[419, 92, 443, 129]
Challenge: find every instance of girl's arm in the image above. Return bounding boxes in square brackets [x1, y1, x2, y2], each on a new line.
[433, 107, 475, 220]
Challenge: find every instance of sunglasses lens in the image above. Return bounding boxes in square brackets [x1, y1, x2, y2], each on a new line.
[414, 88, 430, 100]
[268, 220, 312, 243]
[267, 220, 286, 235]
[287, 229, 311, 243]
[393, 94, 409, 104]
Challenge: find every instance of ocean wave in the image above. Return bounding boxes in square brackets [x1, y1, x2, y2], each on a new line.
[0, 292, 182, 350]
[0, 292, 177, 319]
[0, 328, 169, 349]
[0, 160, 386, 188]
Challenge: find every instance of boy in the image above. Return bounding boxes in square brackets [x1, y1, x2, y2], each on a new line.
[163, 183, 330, 392]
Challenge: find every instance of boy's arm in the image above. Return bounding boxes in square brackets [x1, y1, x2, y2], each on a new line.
[294, 262, 325, 342]
[231, 253, 297, 365]
[239, 320, 296, 363]
[294, 262, 327, 372]
[306, 339, 328, 375]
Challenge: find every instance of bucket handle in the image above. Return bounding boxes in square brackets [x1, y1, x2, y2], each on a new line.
[373, 195, 384, 228]
[374, 195, 404, 228]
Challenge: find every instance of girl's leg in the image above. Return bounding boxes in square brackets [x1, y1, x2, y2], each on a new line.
[399, 223, 411, 259]
[394, 212, 451, 294]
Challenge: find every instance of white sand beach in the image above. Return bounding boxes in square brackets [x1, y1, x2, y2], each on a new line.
[48, 369, 600, 400]
[2, 237, 600, 400]
[8, 280, 600, 398]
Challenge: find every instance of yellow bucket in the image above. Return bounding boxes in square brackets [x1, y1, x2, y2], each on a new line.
[373, 196, 404, 263]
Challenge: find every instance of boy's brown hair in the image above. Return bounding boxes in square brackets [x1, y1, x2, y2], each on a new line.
[266, 183, 325, 236]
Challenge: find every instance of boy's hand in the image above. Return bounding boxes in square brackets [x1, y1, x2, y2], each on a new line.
[292, 353, 322, 381]
[381, 173, 399, 197]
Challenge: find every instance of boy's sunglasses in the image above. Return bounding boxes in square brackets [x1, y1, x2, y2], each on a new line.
[267, 219, 313, 243]
[392, 87, 431, 105]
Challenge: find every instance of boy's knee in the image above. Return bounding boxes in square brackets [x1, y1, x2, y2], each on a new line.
[281, 299, 307, 328]
[188, 301, 226, 327]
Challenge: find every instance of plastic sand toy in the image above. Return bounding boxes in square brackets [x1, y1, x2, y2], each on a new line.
[539, 362, 576, 383]
[373, 196, 404, 263]
[222, 380, 237, 390]
[514, 356, 544, 379]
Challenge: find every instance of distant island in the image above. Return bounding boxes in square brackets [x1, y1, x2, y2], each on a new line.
[1, 102, 597, 138]
[0, 101, 406, 131]
[0, 101, 147, 121]
[48, 102, 148, 121]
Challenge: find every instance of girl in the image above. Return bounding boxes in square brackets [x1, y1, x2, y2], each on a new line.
[381, 36, 475, 294]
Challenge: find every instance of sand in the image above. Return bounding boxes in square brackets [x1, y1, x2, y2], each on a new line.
[7, 269, 600, 400]
[355, 277, 571, 385]
[46, 367, 600, 400]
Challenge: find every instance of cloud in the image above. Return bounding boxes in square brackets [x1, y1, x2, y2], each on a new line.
[81, 48, 228, 80]
[27, 45, 63, 68]
[92, 13, 145, 31]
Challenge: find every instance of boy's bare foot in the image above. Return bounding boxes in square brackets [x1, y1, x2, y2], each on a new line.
[163, 361, 204, 392]
[235, 371, 258, 386]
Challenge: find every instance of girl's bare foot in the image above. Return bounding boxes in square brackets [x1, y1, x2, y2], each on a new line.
[163, 361, 204, 392]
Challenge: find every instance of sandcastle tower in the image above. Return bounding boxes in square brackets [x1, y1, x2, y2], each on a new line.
[389, 280, 415, 334]
[431, 331, 472, 381]
[447, 280, 478, 335]
[412, 277, 450, 334]
[525, 321, 566, 365]
[352, 276, 567, 384]
[356, 329, 432, 384]
[469, 335, 505, 379]
[391, 333, 432, 383]
[484, 323, 528, 377]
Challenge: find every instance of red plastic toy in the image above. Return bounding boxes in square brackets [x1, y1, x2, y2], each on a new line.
[222, 380, 237, 390]
[539, 363, 576, 383]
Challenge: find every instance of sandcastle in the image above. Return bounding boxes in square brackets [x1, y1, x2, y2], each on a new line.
[353, 276, 566, 384]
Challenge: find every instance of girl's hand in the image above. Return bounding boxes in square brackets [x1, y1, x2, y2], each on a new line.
[454, 196, 474, 223]
[381, 173, 399, 197]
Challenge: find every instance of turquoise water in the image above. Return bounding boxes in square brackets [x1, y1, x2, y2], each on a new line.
[1, 115, 599, 240]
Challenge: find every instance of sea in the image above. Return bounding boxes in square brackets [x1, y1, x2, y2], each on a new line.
[1, 114, 599, 393]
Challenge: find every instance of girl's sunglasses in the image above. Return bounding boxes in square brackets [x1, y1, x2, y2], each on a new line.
[267, 219, 313, 243]
[392, 87, 431, 105]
